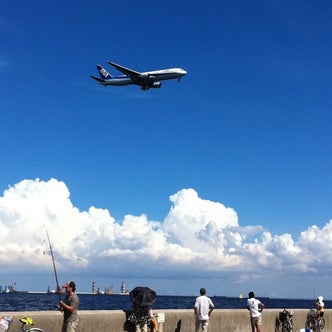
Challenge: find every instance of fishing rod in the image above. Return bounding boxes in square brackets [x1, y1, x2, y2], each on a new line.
[44, 225, 61, 302]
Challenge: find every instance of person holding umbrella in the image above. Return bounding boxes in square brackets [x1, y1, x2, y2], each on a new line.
[128, 286, 158, 332]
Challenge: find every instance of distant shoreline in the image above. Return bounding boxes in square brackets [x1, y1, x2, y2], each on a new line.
[1, 290, 130, 296]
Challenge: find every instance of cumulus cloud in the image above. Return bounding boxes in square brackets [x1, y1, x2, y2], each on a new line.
[0, 178, 331, 295]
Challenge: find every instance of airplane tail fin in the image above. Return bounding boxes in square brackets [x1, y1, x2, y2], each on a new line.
[97, 64, 113, 80]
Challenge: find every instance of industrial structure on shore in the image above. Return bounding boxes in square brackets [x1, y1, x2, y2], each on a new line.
[92, 281, 129, 295]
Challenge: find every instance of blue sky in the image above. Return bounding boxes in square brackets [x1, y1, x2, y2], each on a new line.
[1, 1, 332, 299]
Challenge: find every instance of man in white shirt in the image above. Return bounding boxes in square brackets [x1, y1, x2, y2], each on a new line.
[247, 291, 264, 332]
[194, 288, 215, 332]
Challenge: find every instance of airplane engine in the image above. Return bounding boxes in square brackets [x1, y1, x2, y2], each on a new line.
[141, 73, 155, 78]
[152, 82, 162, 88]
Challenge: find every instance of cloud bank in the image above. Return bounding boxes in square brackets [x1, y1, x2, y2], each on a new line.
[0, 178, 331, 296]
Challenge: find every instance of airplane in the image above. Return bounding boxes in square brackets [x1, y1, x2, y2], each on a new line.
[90, 62, 187, 90]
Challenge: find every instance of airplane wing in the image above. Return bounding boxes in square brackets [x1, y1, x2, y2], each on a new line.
[108, 62, 142, 77]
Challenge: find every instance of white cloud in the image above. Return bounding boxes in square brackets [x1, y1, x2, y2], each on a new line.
[0, 178, 331, 296]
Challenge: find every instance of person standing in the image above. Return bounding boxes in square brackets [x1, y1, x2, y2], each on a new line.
[247, 291, 264, 332]
[128, 303, 152, 332]
[194, 288, 215, 332]
[58, 281, 79, 332]
[315, 296, 324, 320]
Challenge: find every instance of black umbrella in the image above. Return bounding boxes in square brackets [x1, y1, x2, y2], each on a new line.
[130, 286, 157, 306]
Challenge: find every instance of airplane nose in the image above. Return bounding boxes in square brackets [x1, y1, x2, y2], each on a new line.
[182, 69, 187, 75]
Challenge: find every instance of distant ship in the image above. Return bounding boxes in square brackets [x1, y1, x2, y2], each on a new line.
[0, 282, 27, 294]
[238, 292, 243, 300]
[46, 285, 63, 294]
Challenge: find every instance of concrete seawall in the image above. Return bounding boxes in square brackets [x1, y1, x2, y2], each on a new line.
[2, 309, 330, 332]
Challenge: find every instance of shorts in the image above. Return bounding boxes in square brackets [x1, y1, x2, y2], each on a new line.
[62, 319, 79, 332]
[251, 316, 262, 327]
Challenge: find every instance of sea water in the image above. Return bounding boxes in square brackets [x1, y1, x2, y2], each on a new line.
[0, 293, 329, 312]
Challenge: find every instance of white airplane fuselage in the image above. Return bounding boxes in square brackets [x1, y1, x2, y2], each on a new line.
[91, 62, 187, 90]
[103, 68, 186, 86]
